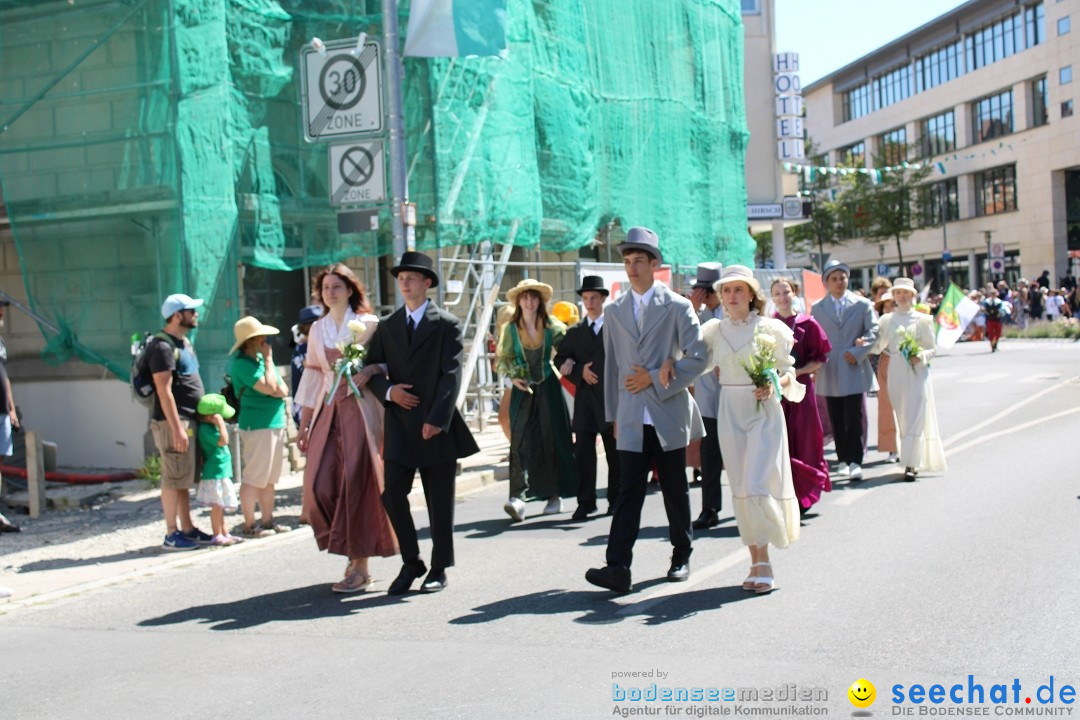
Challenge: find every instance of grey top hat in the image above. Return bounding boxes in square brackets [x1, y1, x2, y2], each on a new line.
[391, 251, 439, 288]
[616, 226, 663, 264]
[577, 275, 609, 296]
[822, 259, 851, 280]
[692, 262, 723, 290]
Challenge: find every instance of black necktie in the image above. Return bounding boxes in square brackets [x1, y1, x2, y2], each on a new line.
[406, 316, 415, 345]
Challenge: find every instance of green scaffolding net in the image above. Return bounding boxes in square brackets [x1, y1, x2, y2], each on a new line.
[0, 0, 750, 380]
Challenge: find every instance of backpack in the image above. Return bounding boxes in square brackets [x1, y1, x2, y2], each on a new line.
[984, 300, 1002, 320]
[219, 374, 243, 425]
[130, 332, 178, 407]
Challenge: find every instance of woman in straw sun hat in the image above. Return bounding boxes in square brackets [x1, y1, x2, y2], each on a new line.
[293, 263, 397, 593]
[869, 277, 946, 482]
[228, 315, 291, 541]
[495, 278, 576, 522]
[699, 265, 805, 594]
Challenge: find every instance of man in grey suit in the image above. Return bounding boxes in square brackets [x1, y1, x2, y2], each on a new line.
[688, 263, 725, 530]
[585, 227, 707, 594]
[810, 260, 878, 481]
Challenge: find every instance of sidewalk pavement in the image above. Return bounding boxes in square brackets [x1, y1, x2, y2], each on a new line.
[0, 427, 510, 611]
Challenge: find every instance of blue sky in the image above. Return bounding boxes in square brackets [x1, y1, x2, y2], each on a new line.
[774, 0, 970, 85]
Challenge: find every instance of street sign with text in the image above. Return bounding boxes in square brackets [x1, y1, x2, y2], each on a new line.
[301, 39, 384, 142]
[328, 140, 386, 206]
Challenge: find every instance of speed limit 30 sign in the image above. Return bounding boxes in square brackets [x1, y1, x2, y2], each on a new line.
[301, 38, 383, 142]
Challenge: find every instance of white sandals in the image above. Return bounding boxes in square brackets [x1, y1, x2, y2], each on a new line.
[742, 561, 775, 595]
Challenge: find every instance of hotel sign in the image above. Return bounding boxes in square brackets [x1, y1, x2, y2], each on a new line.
[775, 52, 804, 160]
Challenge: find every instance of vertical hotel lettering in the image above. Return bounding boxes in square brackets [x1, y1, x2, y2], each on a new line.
[775, 52, 804, 161]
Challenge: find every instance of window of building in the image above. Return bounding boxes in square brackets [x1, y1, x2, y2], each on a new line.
[1064, 100, 1075, 117]
[921, 178, 960, 225]
[1062, 66, 1073, 84]
[1025, 2, 1046, 48]
[840, 141, 865, 167]
[741, 0, 760, 13]
[975, 165, 1018, 216]
[915, 40, 965, 93]
[1032, 76, 1049, 126]
[972, 89, 1014, 143]
[1058, 16, 1070, 35]
[920, 110, 956, 157]
[872, 65, 912, 111]
[843, 82, 872, 122]
[878, 127, 908, 164]
[966, 7, 1030, 71]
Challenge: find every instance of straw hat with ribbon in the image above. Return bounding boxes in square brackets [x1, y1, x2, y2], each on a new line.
[506, 278, 553, 305]
[230, 316, 280, 354]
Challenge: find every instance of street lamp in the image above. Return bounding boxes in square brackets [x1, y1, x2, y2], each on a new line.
[982, 230, 994, 286]
[939, 183, 951, 292]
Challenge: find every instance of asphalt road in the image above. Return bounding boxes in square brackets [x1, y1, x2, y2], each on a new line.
[4, 340, 1079, 720]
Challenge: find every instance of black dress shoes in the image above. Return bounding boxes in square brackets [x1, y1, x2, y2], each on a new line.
[387, 560, 428, 595]
[666, 560, 690, 582]
[903, 467, 917, 482]
[585, 564, 632, 594]
[571, 503, 597, 521]
[420, 568, 447, 593]
[692, 509, 720, 530]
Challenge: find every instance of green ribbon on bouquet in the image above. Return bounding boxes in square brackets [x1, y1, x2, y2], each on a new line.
[326, 360, 364, 404]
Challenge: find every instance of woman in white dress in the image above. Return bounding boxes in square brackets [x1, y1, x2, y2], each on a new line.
[868, 277, 946, 482]
[700, 265, 805, 594]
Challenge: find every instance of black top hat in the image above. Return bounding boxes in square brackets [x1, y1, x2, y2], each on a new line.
[576, 275, 609, 297]
[391, 251, 439, 288]
[615, 226, 663, 264]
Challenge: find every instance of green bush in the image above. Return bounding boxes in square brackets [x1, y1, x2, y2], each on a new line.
[1003, 319, 1080, 340]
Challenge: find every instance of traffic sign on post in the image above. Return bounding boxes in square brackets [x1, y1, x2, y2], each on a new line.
[301, 38, 384, 142]
[328, 140, 386, 206]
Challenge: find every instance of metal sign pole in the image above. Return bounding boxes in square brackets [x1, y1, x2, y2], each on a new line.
[382, 0, 409, 308]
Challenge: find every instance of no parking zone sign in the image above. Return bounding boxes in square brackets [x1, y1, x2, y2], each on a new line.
[328, 141, 386, 207]
[301, 38, 383, 142]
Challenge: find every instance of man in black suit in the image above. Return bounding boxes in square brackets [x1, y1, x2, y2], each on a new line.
[554, 275, 620, 520]
[366, 252, 480, 595]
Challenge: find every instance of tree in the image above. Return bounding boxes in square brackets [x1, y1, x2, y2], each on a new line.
[839, 143, 932, 276]
[786, 140, 849, 271]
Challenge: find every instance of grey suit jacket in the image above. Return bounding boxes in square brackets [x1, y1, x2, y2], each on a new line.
[603, 282, 707, 452]
[810, 291, 878, 397]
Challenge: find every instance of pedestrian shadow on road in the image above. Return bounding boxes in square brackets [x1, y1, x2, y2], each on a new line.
[15, 547, 165, 573]
[448, 584, 756, 627]
[578, 521, 740, 548]
[137, 583, 406, 631]
[456, 515, 594, 539]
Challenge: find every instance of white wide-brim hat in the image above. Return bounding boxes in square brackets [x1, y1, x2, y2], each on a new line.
[712, 264, 761, 295]
[891, 277, 917, 295]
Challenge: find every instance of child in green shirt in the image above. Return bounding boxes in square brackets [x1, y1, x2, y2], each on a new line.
[195, 393, 243, 546]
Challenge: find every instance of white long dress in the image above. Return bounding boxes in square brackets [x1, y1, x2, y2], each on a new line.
[871, 310, 946, 473]
[701, 311, 806, 548]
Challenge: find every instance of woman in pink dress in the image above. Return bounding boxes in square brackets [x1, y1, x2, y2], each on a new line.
[771, 278, 832, 515]
[295, 264, 397, 593]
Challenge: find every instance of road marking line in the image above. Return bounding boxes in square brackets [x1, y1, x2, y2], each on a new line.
[944, 406, 1080, 457]
[943, 375, 1077, 449]
[829, 375, 1079, 508]
[614, 547, 746, 616]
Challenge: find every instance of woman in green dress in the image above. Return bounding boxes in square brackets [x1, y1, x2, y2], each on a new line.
[496, 279, 576, 522]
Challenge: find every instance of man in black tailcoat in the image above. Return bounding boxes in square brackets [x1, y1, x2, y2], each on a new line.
[366, 252, 479, 595]
[554, 275, 620, 520]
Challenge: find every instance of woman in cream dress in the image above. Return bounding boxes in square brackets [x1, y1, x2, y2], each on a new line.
[700, 266, 805, 594]
[869, 278, 946, 482]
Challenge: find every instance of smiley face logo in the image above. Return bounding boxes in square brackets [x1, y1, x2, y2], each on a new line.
[848, 678, 876, 708]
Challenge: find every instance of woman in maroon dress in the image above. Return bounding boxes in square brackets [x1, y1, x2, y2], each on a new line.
[771, 278, 832, 515]
[295, 265, 397, 592]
